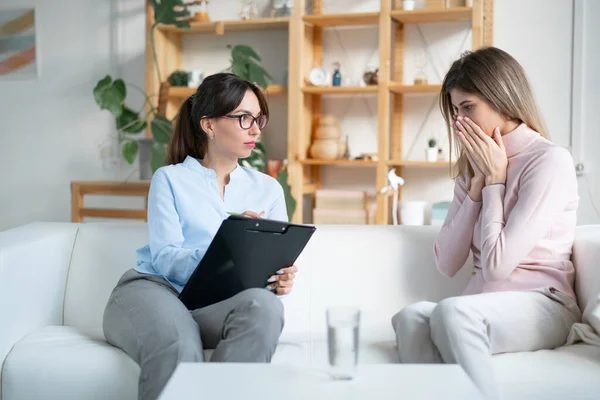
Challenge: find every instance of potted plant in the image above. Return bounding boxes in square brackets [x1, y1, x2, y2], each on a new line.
[92, 0, 196, 178]
[426, 138, 438, 162]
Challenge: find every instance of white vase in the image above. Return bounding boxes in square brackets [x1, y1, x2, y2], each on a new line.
[426, 147, 438, 162]
[138, 139, 154, 180]
[399, 201, 427, 226]
[402, 0, 416, 11]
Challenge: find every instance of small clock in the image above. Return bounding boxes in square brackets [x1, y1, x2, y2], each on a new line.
[271, 0, 292, 17]
[309, 66, 330, 86]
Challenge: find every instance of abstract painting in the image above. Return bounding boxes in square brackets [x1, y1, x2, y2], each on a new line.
[0, 8, 37, 79]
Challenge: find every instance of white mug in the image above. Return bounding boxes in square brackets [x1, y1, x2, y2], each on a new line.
[188, 70, 204, 88]
[399, 201, 427, 226]
[402, 0, 416, 11]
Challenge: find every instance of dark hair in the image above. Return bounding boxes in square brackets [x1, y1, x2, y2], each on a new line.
[166, 72, 269, 165]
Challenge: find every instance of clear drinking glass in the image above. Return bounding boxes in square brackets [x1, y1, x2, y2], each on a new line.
[326, 307, 360, 380]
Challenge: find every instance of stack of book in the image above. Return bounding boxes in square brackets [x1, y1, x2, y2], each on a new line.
[312, 189, 375, 224]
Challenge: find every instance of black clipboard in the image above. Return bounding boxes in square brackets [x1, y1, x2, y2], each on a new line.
[178, 215, 316, 310]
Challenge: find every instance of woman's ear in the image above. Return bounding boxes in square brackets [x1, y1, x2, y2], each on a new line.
[200, 117, 214, 137]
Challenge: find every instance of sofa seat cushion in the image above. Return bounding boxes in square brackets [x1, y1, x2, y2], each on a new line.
[2, 326, 139, 400]
[492, 344, 600, 399]
[2, 326, 311, 400]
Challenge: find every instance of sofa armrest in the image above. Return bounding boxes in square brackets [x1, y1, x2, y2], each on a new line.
[0, 223, 79, 368]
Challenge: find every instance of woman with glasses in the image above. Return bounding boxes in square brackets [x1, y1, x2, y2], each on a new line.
[102, 73, 295, 400]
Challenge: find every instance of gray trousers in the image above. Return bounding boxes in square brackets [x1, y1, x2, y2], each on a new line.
[103, 269, 285, 400]
[391, 288, 581, 400]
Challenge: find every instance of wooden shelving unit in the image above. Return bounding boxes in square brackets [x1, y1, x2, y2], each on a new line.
[390, 7, 472, 23]
[303, 12, 380, 27]
[388, 160, 454, 167]
[287, 0, 493, 224]
[299, 159, 378, 166]
[145, 0, 493, 225]
[157, 17, 291, 35]
[145, 6, 291, 122]
[167, 85, 286, 99]
[388, 83, 442, 93]
[302, 85, 379, 94]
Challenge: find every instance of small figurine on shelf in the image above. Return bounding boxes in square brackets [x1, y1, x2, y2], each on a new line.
[413, 51, 429, 85]
[426, 138, 438, 162]
[189, 0, 210, 23]
[239, 0, 258, 20]
[332, 62, 342, 86]
[270, 0, 292, 17]
[363, 65, 379, 86]
[343, 135, 351, 159]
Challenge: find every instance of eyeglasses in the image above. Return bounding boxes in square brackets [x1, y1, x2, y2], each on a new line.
[221, 113, 268, 130]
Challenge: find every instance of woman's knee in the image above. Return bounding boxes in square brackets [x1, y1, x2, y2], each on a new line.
[391, 301, 434, 333]
[430, 297, 476, 336]
[233, 288, 285, 335]
[104, 292, 204, 365]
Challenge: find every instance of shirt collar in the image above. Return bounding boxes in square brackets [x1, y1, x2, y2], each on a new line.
[501, 123, 541, 158]
[183, 155, 243, 180]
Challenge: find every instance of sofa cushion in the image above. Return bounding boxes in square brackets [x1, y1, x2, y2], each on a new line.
[63, 223, 149, 332]
[297, 225, 472, 340]
[571, 225, 600, 342]
[493, 343, 600, 399]
[2, 326, 311, 400]
[2, 326, 139, 400]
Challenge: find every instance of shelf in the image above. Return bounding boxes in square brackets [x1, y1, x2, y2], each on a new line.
[303, 12, 380, 27]
[157, 17, 290, 35]
[389, 83, 442, 94]
[302, 85, 378, 95]
[391, 7, 472, 24]
[299, 159, 378, 166]
[167, 84, 286, 99]
[388, 161, 454, 167]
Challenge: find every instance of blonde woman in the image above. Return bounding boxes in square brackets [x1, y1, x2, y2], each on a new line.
[391, 47, 581, 399]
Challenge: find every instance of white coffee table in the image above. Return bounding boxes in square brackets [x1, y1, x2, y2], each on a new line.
[158, 363, 483, 399]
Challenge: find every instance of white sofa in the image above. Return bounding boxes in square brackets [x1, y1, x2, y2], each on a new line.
[1, 222, 599, 400]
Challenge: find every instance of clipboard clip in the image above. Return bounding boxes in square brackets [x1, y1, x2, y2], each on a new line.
[245, 219, 289, 234]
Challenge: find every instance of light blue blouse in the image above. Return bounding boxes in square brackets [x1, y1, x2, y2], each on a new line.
[134, 155, 288, 292]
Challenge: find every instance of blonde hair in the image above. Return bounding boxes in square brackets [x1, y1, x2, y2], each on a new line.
[439, 47, 549, 178]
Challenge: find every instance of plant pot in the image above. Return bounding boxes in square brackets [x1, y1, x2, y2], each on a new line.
[425, 147, 438, 162]
[138, 139, 154, 180]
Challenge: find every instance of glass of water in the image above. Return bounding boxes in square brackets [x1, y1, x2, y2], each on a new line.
[326, 307, 360, 380]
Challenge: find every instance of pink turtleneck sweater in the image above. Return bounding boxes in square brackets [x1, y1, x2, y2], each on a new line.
[434, 123, 579, 299]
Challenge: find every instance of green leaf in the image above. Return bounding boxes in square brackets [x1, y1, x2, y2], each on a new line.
[93, 75, 126, 117]
[151, 0, 191, 29]
[239, 139, 267, 172]
[122, 141, 139, 164]
[116, 105, 147, 134]
[248, 63, 270, 88]
[231, 62, 249, 80]
[151, 141, 167, 172]
[231, 45, 261, 63]
[151, 115, 173, 144]
[277, 169, 297, 222]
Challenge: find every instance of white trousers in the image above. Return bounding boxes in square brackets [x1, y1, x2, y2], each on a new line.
[391, 288, 581, 400]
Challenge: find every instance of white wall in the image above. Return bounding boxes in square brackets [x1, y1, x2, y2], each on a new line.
[0, 0, 144, 232]
[1, 0, 598, 231]
[575, 0, 600, 224]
